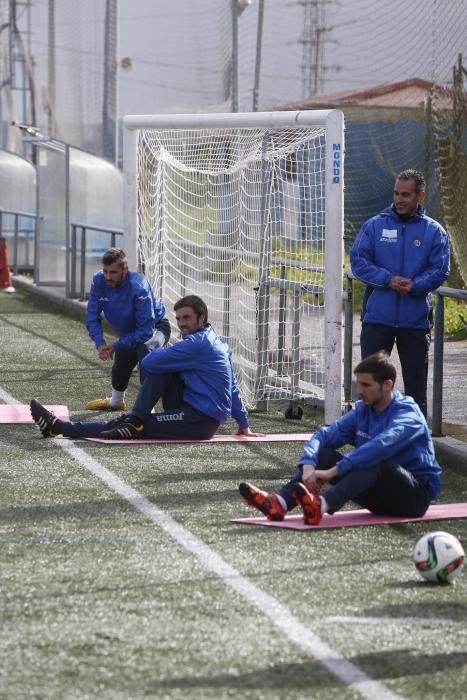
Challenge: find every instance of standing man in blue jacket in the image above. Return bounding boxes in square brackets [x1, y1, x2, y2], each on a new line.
[85, 248, 170, 411]
[238, 352, 441, 525]
[31, 295, 253, 441]
[350, 170, 450, 416]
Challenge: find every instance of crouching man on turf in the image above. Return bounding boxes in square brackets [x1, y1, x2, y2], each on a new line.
[239, 352, 441, 526]
[31, 295, 254, 441]
[85, 247, 171, 411]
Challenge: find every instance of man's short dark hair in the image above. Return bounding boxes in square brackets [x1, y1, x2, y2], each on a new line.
[174, 295, 208, 322]
[354, 351, 397, 385]
[396, 169, 426, 194]
[102, 248, 127, 267]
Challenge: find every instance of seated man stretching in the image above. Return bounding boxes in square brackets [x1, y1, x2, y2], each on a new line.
[239, 352, 441, 525]
[31, 295, 252, 441]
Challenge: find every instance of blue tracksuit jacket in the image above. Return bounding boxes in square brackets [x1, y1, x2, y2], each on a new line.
[350, 205, 450, 329]
[141, 324, 250, 428]
[298, 390, 441, 498]
[86, 270, 166, 352]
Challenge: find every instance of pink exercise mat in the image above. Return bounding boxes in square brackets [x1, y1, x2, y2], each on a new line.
[0, 404, 70, 423]
[231, 503, 467, 530]
[86, 433, 312, 445]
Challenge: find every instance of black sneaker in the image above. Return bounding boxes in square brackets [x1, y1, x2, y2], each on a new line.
[99, 415, 144, 440]
[30, 399, 62, 438]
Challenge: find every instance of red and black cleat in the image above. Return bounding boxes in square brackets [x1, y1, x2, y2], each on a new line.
[239, 482, 286, 521]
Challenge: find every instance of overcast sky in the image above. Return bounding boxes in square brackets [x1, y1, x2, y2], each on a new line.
[117, 0, 467, 115]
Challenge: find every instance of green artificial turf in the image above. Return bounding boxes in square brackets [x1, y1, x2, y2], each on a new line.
[1, 288, 466, 700]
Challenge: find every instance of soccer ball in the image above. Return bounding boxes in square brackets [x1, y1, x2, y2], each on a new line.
[412, 531, 465, 584]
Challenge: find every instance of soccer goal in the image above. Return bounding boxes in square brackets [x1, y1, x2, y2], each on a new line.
[123, 110, 344, 422]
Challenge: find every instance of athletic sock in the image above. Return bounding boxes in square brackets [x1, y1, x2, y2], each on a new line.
[320, 496, 329, 514]
[110, 389, 125, 407]
[276, 494, 287, 511]
[51, 418, 63, 436]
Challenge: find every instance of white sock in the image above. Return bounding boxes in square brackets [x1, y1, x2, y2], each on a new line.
[320, 496, 329, 514]
[110, 389, 125, 407]
[276, 494, 287, 511]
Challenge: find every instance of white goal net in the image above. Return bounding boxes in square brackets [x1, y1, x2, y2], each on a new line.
[123, 111, 344, 422]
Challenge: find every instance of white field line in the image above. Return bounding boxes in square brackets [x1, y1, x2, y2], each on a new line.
[64, 440, 404, 700]
[0, 387, 22, 404]
[5, 393, 402, 700]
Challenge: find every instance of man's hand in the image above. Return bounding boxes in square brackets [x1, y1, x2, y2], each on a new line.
[97, 343, 115, 361]
[314, 467, 338, 482]
[302, 463, 321, 494]
[235, 427, 266, 437]
[302, 464, 337, 493]
[389, 276, 413, 295]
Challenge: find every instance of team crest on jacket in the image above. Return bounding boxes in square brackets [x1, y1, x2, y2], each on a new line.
[413, 235, 421, 247]
[380, 228, 397, 243]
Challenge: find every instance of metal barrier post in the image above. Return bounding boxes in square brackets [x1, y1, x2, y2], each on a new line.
[80, 226, 87, 300]
[70, 224, 77, 296]
[223, 265, 231, 342]
[13, 214, 19, 274]
[432, 293, 445, 437]
[289, 287, 301, 402]
[26, 224, 32, 268]
[277, 263, 287, 375]
[343, 275, 354, 405]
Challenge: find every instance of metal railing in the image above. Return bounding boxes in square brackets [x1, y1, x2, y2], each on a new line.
[0, 207, 37, 274]
[431, 286, 467, 435]
[69, 222, 123, 300]
[344, 272, 467, 436]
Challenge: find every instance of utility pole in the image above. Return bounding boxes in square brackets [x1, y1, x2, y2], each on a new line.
[230, 0, 253, 112]
[252, 0, 265, 112]
[102, 0, 118, 163]
[1, 0, 35, 153]
[230, 0, 239, 112]
[298, 0, 336, 99]
[11, 0, 35, 126]
[47, 0, 55, 138]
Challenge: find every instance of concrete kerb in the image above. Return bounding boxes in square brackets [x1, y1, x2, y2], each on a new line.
[10, 275, 467, 471]
[433, 437, 467, 470]
[12, 275, 87, 320]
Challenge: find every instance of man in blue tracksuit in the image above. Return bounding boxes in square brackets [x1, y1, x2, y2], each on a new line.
[30, 295, 252, 441]
[85, 248, 170, 411]
[239, 352, 441, 525]
[350, 169, 450, 416]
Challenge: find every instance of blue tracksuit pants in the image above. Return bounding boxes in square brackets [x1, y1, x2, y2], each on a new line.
[111, 319, 171, 390]
[62, 371, 219, 440]
[360, 322, 431, 417]
[277, 448, 432, 517]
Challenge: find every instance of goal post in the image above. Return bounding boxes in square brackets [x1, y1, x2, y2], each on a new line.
[123, 109, 345, 422]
